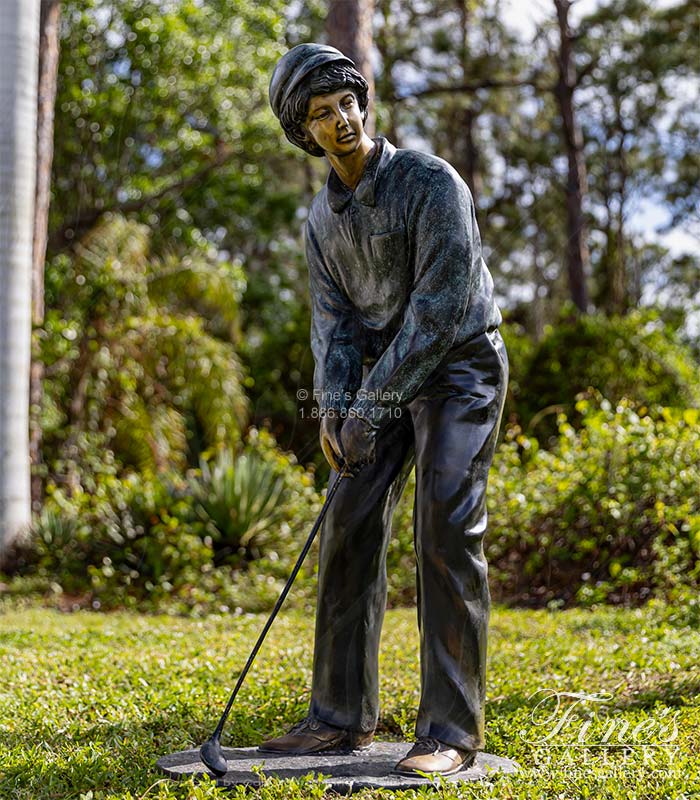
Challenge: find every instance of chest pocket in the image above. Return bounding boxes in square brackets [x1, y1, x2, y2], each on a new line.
[369, 226, 407, 273]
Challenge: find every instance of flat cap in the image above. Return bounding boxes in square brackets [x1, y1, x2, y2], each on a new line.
[269, 43, 354, 119]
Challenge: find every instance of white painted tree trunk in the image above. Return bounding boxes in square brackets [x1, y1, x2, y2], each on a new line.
[0, 0, 41, 564]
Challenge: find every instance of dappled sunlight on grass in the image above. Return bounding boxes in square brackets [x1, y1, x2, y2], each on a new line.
[0, 605, 698, 798]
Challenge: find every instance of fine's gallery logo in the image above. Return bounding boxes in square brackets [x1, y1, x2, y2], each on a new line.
[519, 689, 680, 761]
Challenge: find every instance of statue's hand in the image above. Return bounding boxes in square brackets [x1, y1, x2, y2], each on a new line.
[319, 413, 344, 473]
[339, 415, 376, 472]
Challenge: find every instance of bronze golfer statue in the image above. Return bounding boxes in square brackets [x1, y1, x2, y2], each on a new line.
[262, 43, 508, 777]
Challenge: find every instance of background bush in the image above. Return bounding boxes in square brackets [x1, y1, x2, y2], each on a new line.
[26, 428, 322, 614]
[485, 396, 700, 607]
[20, 396, 700, 614]
[40, 215, 249, 489]
[510, 310, 700, 438]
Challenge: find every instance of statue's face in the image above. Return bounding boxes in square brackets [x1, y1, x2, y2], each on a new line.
[304, 89, 364, 157]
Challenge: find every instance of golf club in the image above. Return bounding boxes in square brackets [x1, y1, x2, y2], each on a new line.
[199, 467, 348, 776]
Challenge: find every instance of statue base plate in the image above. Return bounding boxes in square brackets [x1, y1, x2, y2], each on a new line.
[157, 742, 519, 792]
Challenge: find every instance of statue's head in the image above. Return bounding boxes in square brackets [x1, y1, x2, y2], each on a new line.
[269, 43, 369, 157]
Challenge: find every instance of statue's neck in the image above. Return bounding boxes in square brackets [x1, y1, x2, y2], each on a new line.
[326, 134, 376, 190]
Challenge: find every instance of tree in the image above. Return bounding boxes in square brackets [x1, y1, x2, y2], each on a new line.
[47, 1, 324, 449]
[376, 0, 699, 325]
[33, 0, 60, 318]
[554, 0, 588, 311]
[325, 0, 376, 134]
[374, 0, 563, 323]
[572, 0, 700, 315]
[378, 0, 528, 200]
[0, 0, 41, 566]
[552, 0, 591, 313]
[30, 0, 61, 507]
[48, 0, 290, 256]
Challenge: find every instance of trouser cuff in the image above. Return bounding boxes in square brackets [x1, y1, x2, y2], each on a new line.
[416, 721, 485, 752]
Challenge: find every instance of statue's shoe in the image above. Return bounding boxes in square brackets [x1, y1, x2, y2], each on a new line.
[258, 716, 374, 755]
[394, 737, 476, 776]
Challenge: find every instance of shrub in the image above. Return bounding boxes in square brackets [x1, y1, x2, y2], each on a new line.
[214, 428, 323, 612]
[514, 311, 700, 437]
[31, 471, 211, 608]
[499, 320, 536, 427]
[27, 428, 324, 613]
[22, 401, 700, 614]
[241, 395, 700, 612]
[241, 426, 323, 553]
[486, 396, 700, 606]
[40, 215, 248, 486]
[183, 428, 325, 614]
[191, 449, 287, 565]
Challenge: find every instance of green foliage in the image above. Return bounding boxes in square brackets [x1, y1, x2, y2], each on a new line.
[498, 320, 536, 426]
[27, 428, 323, 614]
[237, 237, 318, 457]
[184, 428, 323, 614]
[148, 252, 246, 344]
[515, 311, 700, 435]
[31, 470, 211, 607]
[40, 215, 248, 484]
[486, 396, 700, 606]
[26, 389, 700, 614]
[0, 606, 698, 799]
[191, 449, 287, 565]
[51, 0, 291, 254]
[385, 392, 700, 610]
[50, 0, 322, 452]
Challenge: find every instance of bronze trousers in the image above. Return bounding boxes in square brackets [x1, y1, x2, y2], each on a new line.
[309, 329, 508, 751]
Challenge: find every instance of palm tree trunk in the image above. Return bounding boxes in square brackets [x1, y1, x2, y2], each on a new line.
[30, 0, 61, 509]
[0, 0, 41, 566]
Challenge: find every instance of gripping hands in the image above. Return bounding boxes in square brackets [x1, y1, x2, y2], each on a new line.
[319, 413, 376, 475]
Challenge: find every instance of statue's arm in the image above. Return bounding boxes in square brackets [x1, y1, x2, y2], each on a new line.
[306, 222, 363, 414]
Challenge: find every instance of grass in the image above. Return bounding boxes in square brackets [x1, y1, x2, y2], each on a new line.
[0, 603, 698, 799]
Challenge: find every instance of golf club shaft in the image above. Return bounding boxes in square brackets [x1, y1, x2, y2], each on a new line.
[210, 469, 346, 740]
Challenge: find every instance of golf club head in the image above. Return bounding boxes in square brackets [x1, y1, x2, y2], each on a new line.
[200, 738, 228, 776]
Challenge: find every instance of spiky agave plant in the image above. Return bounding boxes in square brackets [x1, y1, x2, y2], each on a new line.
[191, 449, 287, 565]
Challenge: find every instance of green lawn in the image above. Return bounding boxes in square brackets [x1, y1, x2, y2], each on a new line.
[0, 604, 698, 799]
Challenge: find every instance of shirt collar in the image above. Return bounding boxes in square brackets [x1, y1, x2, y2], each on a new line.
[326, 137, 395, 213]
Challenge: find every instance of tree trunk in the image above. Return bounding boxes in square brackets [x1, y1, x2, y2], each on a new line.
[610, 99, 629, 315]
[325, 0, 376, 136]
[375, 0, 399, 144]
[0, 0, 41, 566]
[610, 221, 626, 314]
[553, 0, 590, 313]
[30, 0, 61, 510]
[33, 0, 59, 323]
[460, 106, 483, 205]
[456, 0, 482, 206]
[532, 239, 547, 341]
